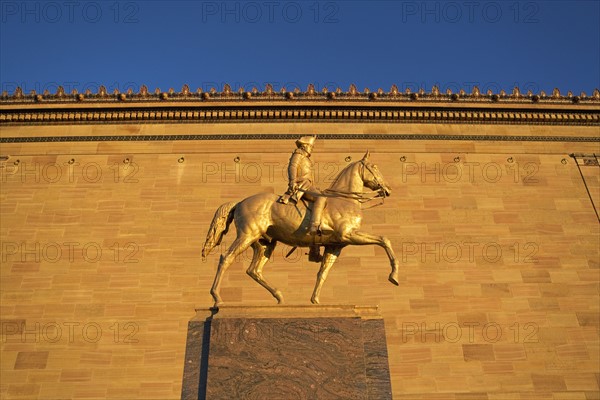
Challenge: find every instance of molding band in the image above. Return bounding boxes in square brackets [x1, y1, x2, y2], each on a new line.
[1, 107, 599, 126]
[1, 134, 598, 143]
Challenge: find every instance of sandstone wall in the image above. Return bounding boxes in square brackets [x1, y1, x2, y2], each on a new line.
[1, 122, 598, 399]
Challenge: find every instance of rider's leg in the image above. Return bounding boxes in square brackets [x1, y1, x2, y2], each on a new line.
[308, 195, 325, 263]
[308, 196, 326, 235]
[308, 245, 322, 263]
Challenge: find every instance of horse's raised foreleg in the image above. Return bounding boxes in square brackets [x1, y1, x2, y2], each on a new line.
[311, 245, 344, 304]
[247, 241, 283, 304]
[210, 235, 255, 306]
[342, 231, 400, 286]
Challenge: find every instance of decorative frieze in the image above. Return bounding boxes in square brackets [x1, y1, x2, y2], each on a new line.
[2, 84, 598, 127]
[1, 107, 599, 127]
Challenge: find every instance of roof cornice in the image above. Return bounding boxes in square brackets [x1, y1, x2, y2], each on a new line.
[1, 83, 599, 105]
[1, 84, 599, 126]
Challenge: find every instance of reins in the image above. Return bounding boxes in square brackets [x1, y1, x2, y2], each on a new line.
[299, 189, 386, 209]
[323, 188, 386, 208]
[296, 158, 388, 209]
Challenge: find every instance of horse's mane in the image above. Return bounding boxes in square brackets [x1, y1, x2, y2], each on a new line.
[327, 160, 358, 189]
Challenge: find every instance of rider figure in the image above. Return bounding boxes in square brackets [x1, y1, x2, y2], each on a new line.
[279, 136, 326, 262]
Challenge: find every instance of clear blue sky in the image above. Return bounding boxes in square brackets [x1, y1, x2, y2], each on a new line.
[1, 0, 598, 95]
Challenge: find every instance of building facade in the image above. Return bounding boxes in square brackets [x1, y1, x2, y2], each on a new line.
[1, 84, 599, 399]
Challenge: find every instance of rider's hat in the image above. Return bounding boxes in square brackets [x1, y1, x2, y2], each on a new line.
[296, 136, 316, 148]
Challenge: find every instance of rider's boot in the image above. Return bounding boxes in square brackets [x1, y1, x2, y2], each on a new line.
[308, 196, 326, 236]
[308, 245, 322, 263]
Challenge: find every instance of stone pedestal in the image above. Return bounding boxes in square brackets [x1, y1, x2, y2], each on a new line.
[181, 305, 392, 400]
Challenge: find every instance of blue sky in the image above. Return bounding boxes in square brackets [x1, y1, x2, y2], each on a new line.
[1, 0, 599, 96]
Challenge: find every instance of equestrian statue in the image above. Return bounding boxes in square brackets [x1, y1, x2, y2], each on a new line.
[202, 136, 399, 306]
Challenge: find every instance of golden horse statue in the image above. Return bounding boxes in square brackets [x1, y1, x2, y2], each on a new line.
[202, 151, 399, 305]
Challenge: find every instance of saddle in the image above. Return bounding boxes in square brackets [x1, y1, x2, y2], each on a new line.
[278, 194, 332, 264]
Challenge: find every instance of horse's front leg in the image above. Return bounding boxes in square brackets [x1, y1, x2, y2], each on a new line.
[341, 230, 400, 286]
[311, 245, 344, 304]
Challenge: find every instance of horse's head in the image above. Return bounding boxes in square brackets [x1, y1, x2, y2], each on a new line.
[359, 151, 392, 197]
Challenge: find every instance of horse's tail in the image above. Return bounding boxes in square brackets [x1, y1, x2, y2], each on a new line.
[202, 202, 237, 260]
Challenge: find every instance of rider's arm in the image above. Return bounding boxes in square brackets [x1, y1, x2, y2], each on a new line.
[288, 153, 301, 190]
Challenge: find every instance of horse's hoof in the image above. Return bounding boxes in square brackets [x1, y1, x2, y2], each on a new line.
[388, 272, 399, 286]
[213, 300, 224, 308]
[311, 297, 320, 305]
[274, 291, 284, 304]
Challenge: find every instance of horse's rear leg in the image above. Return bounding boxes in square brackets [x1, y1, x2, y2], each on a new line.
[210, 236, 255, 306]
[311, 245, 344, 304]
[246, 241, 283, 304]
